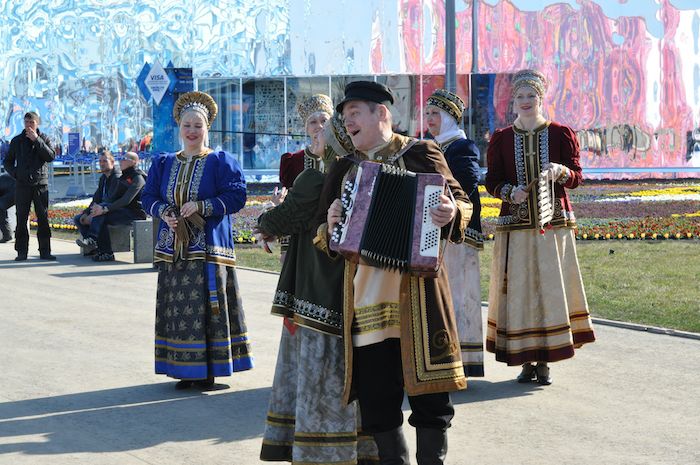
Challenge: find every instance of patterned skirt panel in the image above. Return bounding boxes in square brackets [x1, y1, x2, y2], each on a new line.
[444, 243, 484, 377]
[261, 325, 378, 464]
[155, 259, 253, 379]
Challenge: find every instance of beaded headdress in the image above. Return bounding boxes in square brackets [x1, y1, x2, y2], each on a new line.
[511, 69, 547, 99]
[297, 94, 333, 123]
[325, 113, 354, 158]
[426, 89, 465, 123]
[173, 91, 218, 128]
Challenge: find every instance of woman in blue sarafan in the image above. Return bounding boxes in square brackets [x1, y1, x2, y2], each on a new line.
[141, 91, 253, 390]
[425, 88, 485, 378]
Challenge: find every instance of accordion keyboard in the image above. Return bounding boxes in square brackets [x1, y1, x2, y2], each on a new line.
[419, 186, 442, 257]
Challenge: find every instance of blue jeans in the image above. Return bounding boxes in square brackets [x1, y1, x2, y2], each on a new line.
[75, 209, 140, 253]
[73, 212, 90, 238]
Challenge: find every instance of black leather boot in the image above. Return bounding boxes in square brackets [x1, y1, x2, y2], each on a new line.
[0, 223, 11, 243]
[372, 427, 410, 465]
[416, 427, 448, 465]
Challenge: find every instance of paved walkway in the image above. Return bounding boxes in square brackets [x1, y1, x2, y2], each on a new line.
[0, 239, 698, 465]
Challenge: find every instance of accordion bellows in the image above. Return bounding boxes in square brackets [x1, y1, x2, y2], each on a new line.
[330, 161, 446, 277]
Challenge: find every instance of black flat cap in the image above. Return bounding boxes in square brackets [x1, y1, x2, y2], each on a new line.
[336, 81, 395, 113]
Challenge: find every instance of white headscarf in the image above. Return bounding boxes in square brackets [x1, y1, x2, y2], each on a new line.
[431, 107, 466, 145]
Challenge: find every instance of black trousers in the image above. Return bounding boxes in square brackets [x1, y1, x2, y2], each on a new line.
[0, 208, 10, 239]
[0, 189, 13, 239]
[353, 338, 454, 434]
[15, 183, 51, 254]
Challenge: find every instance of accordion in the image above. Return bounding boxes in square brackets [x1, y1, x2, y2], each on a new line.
[330, 161, 446, 277]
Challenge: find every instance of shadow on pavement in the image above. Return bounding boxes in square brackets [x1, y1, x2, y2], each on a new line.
[0, 260, 73, 268]
[51, 267, 157, 278]
[0, 382, 270, 455]
[450, 379, 542, 405]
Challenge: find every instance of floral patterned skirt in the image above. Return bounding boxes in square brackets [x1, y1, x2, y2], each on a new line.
[154, 259, 253, 379]
[261, 325, 378, 465]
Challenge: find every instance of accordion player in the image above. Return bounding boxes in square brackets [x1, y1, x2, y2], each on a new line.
[329, 160, 448, 277]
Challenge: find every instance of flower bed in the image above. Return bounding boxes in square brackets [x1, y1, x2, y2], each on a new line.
[34, 181, 700, 242]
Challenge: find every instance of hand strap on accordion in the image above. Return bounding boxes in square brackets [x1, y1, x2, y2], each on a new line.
[436, 185, 457, 273]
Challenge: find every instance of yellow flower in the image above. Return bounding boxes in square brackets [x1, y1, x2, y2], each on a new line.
[616, 233, 622, 239]
[594, 233, 600, 239]
[628, 233, 635, 239]
[640, 233, 646, 239]
[481, 206, 501, 218]
[605, 233, 610, 239]
[488, 233, 494, 240]
[582, 233, 588, 239]
[663, 233, 669, 239]
[652, 233, 657, 239]
[621, 186, 700, 197]
[480, 197, 502, 206]
[675, 233, 681, 239]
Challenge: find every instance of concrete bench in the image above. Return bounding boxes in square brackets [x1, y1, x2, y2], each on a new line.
[132, 219, 155, 263]
[108, 224, 132, 252]
[80, 218, 155, 263]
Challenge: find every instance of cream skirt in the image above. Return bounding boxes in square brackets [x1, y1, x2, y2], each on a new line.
[486, 228, 595, 366]
[444, 242, 484, 376]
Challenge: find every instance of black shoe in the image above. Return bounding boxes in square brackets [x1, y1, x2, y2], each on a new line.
[0, 236, 11, 243]
[536, 363, 552, 385]
[92, 252, 115, 262]
[76, 236, 98, 252]
[14, 254, 27, 261]
[194, 377, 229, 391]
[194, 377, 215, 388]
[175, 380, 194, 390]
[517, 363, 536, 383]
[40, 253, 57, 261]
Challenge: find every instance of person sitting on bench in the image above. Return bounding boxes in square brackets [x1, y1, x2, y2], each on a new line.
[74, 150, 121, 254]
[76, 152, 147, 261]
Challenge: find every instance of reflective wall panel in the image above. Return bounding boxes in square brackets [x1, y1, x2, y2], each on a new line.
[1, 0, 698, 176]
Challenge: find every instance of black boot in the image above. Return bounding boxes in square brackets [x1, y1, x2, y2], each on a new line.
[0, 220, 11, 243]
[416, 428, 448, 465]
[373, 427, 410, 465]
[0, 212, 10, 242]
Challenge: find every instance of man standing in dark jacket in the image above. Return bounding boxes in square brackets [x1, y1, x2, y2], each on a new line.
[76, 151, 147, 261]
[2, 112, 56, 260]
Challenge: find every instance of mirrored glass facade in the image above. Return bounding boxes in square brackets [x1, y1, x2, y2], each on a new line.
[1, 1, 699, 177]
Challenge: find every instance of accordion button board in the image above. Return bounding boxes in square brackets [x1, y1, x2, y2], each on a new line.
[330, 160, 446, 277]
[419, 186, 442, 258]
